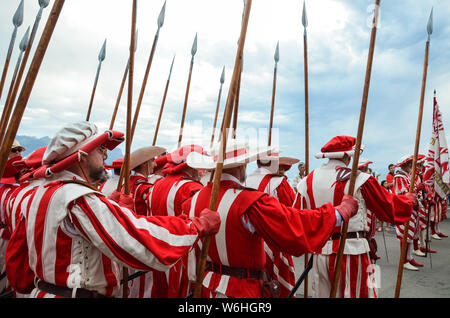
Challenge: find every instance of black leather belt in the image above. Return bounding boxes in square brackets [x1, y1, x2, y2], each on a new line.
[37, 280, 109, 298]
[206, 262, 264, 280]
[330, 231, 367, 240]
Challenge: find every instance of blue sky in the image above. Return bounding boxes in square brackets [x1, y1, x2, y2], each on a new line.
[1, 0, 449, 183]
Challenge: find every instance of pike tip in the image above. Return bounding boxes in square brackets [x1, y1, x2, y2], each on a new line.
[98, 39, 107, 62]
[13, 0, 24, 27]
[427, 7, 433, 36]
[38, 0, 50, 8]
[302, 0, 308, 28]
[274, 41, 280, 63]
[220, 66, 225, 84]
[19, 26, 30, 51]
[158, 1, 166, 28]
[191, 33, 198, 56]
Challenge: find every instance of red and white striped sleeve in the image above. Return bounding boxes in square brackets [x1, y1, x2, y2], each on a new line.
[67, 192, 200, 272]
[393, 175, 409, 195]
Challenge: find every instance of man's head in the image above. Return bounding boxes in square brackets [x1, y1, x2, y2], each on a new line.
[223, 164, 247, 183]
[298, 162, 305, 175]
[315, 136, 362, 167]
[9, 140, 25, 159]
[388, 164, 395, 174]
[42, 121, 124, 183]
[130, 146, 166, 178]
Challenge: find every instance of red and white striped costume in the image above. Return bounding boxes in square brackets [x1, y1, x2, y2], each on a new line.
[245, 167, 297, 298]
[184, 173, 338, 298]
[147, 172, 203, 298]
[393, 169, 421, 243]
[9, 171, 201, 298]
[0, 183, 18, 294]
[297, 159, 412, 298]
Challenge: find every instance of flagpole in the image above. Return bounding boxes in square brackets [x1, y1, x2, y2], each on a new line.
[177, 33, 197, 148]
[268, 41, 279, 146]
[153, 54, 175, 146]
[395, 8, 433, 298]
[193, 0, 252, 298]
[86, 39, 107, 121]
[330, 0, 380, 298]
[301, 0, 310, 298]
[0, 0, 65, 178]
[130, 1, 166, 141]
[210, 66, 225, 148]
[0, 0, 24, 101]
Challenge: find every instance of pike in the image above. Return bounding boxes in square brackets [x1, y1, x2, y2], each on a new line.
[0, 26, 30, 143]
[329, 0, 380, 298]
[0, 0, 24, 101]
[210, 66, 225, 148]
[153, 54, 175, 146]
[130, 0, 166, 140]
[193, 0, 252, 298]
[0, 0, 65, 178]
[109, 29, 138, 130]
[0, 0, 51, 144]
[177, 33, 198, 148]
[301, 0, 310, 298]
[85, 39, 107, 121]
[231, 1, 246, 139]
[121, 0, 137, 299]
[267, 41, 279, 146]
[395, 7, 433, 298]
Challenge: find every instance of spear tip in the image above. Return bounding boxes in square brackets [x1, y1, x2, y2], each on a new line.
[38, 0, 51, 9]
[98, 39, 107, 62]
[274, 41, 280, 63]
[19, 26, 30, 51]
[13, 0, 25, 27]
[427, 7, 433, 36]
[302, 0, 308, 28]
[191, 33, 198, 57]
[220, 66, 225, 84]
[158, 0, 166, 28]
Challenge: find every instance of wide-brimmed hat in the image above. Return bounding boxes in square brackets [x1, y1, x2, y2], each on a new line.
[358, 157, 373, 169]
[315, 135, 364, 159]
[11, 139, 25, 153]
[395, 154, 425, 167]
[187, 139, 277, 170]
[129, 146, 166, 170]
[36, 121, 124, 178]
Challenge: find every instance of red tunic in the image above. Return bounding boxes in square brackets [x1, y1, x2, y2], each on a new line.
[183, 177, 337, 298]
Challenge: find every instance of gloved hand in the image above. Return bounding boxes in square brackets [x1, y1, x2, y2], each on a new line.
[335, 194, 359, 223]
[416, 182, 425, 192]
[405, 192, 418, 209]
[109, 190, 134, 211]
[190, 208, 221, 238]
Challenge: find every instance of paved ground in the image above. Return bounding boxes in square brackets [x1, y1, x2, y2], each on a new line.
[292, 216, 450, 298]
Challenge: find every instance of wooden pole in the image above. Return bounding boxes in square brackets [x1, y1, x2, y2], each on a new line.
[153, 55, 175, 146]
[121, 0, 137, 299]
[302, 0, 310, 298]
[395, 15, 432, 297]
[0, 0, 65, 178]
[210, 66, 225, 148]
[0, 27, 29, 143]
[109, 61, 129, 130]
[329, 0, 380, 298]
[268, 41, 279, 146]
[193, 0, 252, 298]
[177, 33, 197, 148]
[86, 39, 107, 121]
[231, 60, 242, 139]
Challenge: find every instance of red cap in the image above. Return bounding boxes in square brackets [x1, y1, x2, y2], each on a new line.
[104, 157, 124, 170]
[315, 136, 363, 159]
